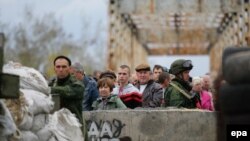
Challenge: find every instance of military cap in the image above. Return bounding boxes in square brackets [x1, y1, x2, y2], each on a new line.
[100, 70, 117, 79]
[135, 63, 151, 72]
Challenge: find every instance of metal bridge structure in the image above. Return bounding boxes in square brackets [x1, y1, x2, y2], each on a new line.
[107, 0, 250, 77]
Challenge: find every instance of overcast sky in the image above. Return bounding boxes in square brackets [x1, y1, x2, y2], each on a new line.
[0, 0, 108, 40]
[148, 55, 209, 77]
[0, 0, 210, 76]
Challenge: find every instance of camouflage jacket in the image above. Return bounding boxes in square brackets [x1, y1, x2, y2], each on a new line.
[164, 78, 197, 108]
[49, 75, 85, 123]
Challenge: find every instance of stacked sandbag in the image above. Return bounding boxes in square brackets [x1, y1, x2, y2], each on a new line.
[37, 108, 84, 141]
[3, 62, 84, 141]
[4, 89, 53, 141]
[218, 47, 250, 141]
[2, 62, 53, 140]
[0, 100, 20, 141]
[3, 61, 50, 95]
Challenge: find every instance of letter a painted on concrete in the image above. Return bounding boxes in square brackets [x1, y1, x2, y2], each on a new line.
[88, 122, 99, 137]
[100, 122, 113, 138]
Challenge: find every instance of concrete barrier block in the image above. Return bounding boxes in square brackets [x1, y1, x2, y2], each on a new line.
[83, 109, 217, 141]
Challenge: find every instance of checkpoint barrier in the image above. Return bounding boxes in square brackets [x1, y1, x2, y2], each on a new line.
[83, 109, 217, 141]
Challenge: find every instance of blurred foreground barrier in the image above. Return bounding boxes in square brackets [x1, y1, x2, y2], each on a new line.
[83, 109, 217, 141]
[217, 47, 250, 141]
[222, 47, 250, 84]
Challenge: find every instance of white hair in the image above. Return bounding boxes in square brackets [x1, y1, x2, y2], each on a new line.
[192, 76, 203, 86]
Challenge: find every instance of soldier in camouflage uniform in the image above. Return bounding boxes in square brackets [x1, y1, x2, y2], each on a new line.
[49, 55, 85, 124]
[164, 59, 199, 108]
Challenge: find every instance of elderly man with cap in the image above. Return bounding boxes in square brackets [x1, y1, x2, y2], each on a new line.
[135, 63, 163, 108]
[164, 59, 199, 108]
[71, 62, 99, 111]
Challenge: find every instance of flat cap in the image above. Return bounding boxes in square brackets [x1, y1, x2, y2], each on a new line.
[100, 70, 117, 79]
[135, 63, 151, 72]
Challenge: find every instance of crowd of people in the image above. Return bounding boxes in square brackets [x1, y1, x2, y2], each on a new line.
[48, 55, 214, 123]
[47, 55, 215, 140]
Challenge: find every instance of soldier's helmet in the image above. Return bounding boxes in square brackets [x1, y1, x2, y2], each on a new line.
[169, 59, 193, 75]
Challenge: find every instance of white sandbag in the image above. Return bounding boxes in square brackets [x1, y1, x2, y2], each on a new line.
[4, 91, 28, 126]
[18, 111, 33, 130]
[48, 135, 58, 141]
[36, 126, 53, 141]
[48, 108, 84, 141]
[31, 114, 49, 132]
[9, 129, 22, 141]
[20, 89, 54, 115]
[0, 100, 17, 137]
[4, 91, 33, 130]
[19, 131, 39, 141]
[3, 61, 50, 95]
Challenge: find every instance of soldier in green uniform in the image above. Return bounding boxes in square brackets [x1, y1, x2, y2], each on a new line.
[164, 59, 199, 108]
[49, 55, 85, 124]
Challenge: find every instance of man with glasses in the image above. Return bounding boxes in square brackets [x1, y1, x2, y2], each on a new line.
[113, 65, 141, 108]
[164, 59, 199, 108]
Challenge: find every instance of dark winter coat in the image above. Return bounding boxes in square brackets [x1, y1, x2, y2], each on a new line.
[136, 80, 163, 108]
[82, 76, 99, 111]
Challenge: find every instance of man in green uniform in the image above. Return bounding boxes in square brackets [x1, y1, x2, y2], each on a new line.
[164, 59, 199, 108]
[49, 55, 84, 124]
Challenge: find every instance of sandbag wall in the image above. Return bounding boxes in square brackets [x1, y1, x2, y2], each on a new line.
[0, 62, 84, 141]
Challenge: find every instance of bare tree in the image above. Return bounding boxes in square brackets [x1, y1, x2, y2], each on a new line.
[77, 18, 107, 74]
[1, 7, 107, 77]
[2, 8, 80, 77]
